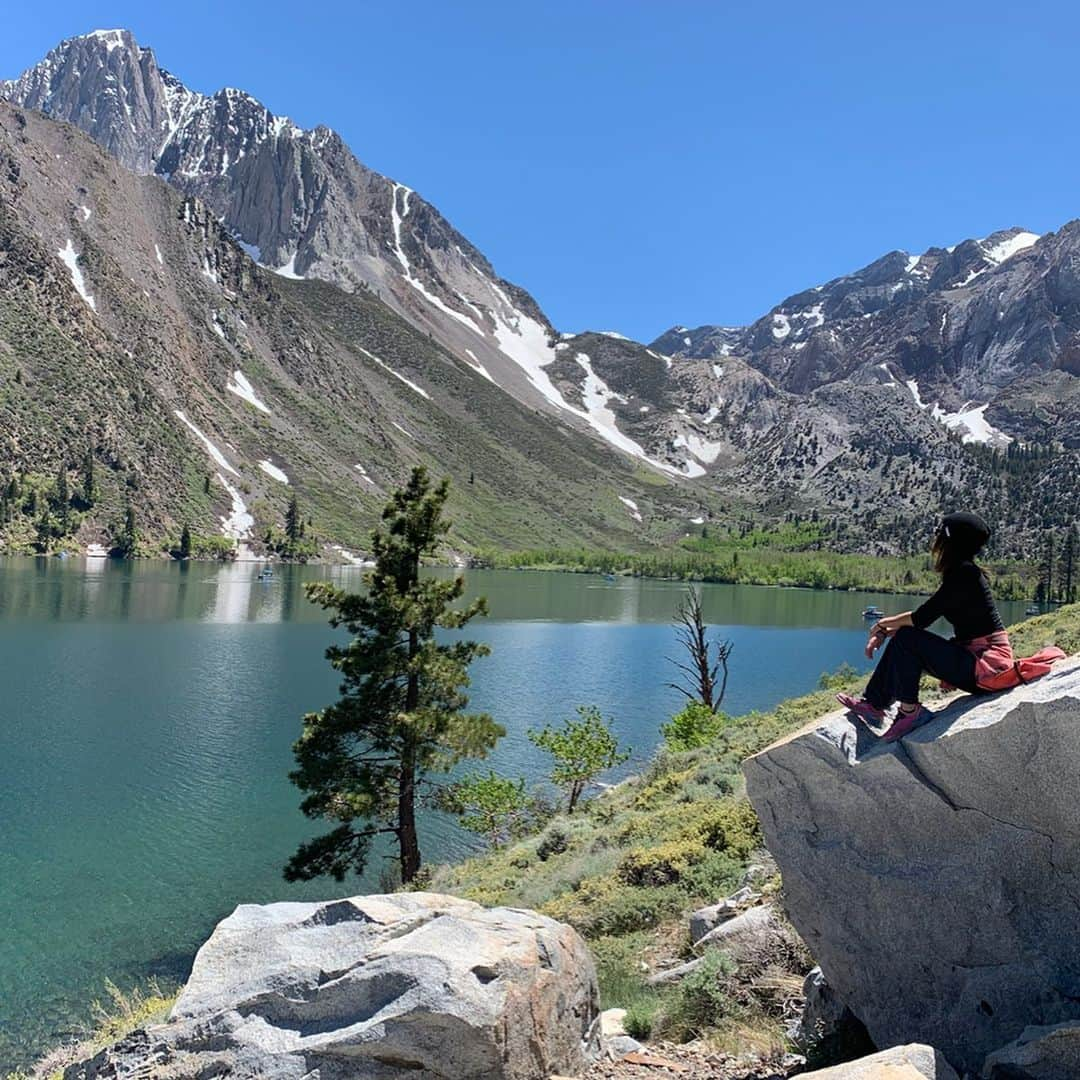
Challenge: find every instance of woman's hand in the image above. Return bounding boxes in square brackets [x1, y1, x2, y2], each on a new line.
[865, 612, 913, 658]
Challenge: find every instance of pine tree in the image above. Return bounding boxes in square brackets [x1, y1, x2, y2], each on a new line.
[179, 524, 192, 560]
[54, 463, 71, 535]
[1041, 530, 1056, 605]
[1062, 526, 1077, 605]
[116, 505, 138, 559]
[285, 494, 302, 544]
[81, 449, 97, 508]
[34, 510, 55, 553]
[286, 467, 502, 884]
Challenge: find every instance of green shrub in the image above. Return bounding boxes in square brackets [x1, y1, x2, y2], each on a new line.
[536, 825, 570, 861]
[696, 800, 762, 859]
[542, 876, 686, 937]
[680, 849, 745, 901]
[661, 701, 729, 751]
[618, 837, 707, 887]
[624, 998, 662, 1040]
[817, 662, 859, 690]
[661, 950, 739, 1039]
[591, 932, 655, 1012]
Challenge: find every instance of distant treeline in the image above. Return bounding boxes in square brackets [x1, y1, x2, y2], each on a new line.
[477, 541, 1038, 601]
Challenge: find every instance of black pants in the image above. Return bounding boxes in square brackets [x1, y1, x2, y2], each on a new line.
[864, 626, 978, 708]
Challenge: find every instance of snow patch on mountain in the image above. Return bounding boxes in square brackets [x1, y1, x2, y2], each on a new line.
[618, 496, 642, 523]
[273, 252, 303, 280]
[217, 473, 254, 539]
[575, 352, 632, 445]
[682, 432, 723, 464]
[984, 230, 1040, 265]
[905, 380, 1012, 447]
[390, 182, 478, 330]
[258, 459, 289, 484]
[57, 239, 96, 310]
[154, 243, 163, 265]
[463, 347, 495, 384]
[358, 345, 430, 400]
[227, 370, 271, 413]
[173, 410, 239, 475]
[88, 29, 127, 53]
[938, 403, 1013, 447]
[952, 231, 1041, 288]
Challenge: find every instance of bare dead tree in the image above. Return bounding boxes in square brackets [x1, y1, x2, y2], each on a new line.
[666, 587, 733, 713]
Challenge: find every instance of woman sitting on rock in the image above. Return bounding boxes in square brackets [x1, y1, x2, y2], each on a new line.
[837, 511, 1013, 742]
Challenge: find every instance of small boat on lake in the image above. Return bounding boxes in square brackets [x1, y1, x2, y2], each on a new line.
[603, 573, 617, 583]
[257, 567, 274, 582]
[861, 606, 884, 619]
[1026, 604, 1041, 616]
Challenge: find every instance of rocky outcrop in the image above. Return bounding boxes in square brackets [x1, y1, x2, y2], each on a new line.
[689, 884, 761, 944]
[744, 660, 1080, 1075]
[798, 1043, 958, 1079]
[983, 1020, 1080, 1079]
[65, 893, 599, 1080]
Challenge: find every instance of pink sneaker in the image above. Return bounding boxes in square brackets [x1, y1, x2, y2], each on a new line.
[836, 693, 886, 725]
[881, 705, 933, 743]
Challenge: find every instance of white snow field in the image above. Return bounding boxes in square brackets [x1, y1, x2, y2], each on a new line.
[57, 239, 96, 310]
[227, 370, 271, 413]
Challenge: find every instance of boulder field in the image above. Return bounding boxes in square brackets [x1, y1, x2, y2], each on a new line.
[65, 893, 599, 1080]
[745, 658, 1080, 1076]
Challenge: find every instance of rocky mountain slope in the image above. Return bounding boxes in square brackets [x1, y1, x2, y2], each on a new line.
[3, 29, 1079, 555]
[651, 227, 1080, 544]
[0, 99, 718, 555]
[0, 29, 700, 470]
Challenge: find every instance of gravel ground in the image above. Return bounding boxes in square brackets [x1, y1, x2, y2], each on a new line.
[569, 1041, 803, 1079]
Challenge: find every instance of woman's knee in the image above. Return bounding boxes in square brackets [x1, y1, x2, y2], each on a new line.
[893, 625, 917, 645]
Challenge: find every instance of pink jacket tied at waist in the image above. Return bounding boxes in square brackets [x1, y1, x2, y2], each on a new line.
[952, 631, 1065, 693]
[963, 631, 1014, 684]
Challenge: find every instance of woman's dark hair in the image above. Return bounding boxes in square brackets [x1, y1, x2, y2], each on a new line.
[931, 511, 992, 574]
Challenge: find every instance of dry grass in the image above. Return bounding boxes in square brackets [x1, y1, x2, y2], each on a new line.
[5, 979, 178, 1080]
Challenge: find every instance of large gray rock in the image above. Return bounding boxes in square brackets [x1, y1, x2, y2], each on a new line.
[983, 1020, 1080, 1079]
[797, 1043, 958, 1079]
[744, 660, 1080, 1076]
[65, 893, 599, 1080]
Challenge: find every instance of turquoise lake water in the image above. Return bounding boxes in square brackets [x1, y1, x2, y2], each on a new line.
[0, 558, 1030, 1069]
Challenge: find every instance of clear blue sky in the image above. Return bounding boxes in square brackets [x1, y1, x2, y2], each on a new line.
[2, 1, 1076, 341]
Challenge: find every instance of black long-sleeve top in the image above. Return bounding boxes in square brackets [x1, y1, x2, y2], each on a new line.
[912, 561, 1004, 642]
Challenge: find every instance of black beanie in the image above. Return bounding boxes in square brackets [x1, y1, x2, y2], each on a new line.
[940, 511, 991, 558]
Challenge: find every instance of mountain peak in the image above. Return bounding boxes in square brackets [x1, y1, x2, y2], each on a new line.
[82, 28, 134, 49]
